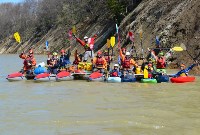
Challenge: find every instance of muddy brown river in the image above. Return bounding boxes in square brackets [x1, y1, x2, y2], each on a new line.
[0, 55, 200, 135]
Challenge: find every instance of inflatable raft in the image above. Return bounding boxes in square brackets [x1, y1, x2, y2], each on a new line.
[107, 77, 121, 83]
[34, 73, 51, 82]
[156, 75, 169, 83]
[88, 72, 105, 82]
[170, 76, 195, 83]
[121, 74, 136, 82]
[141, 78, 157, 83]
[6, 72, 24, 81]
[56, 71, 74, 81]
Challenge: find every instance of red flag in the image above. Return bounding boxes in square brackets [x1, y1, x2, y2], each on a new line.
[88, 37, 95, 49]
[68, 29, 72, 40]
[128, 31, 134, 42]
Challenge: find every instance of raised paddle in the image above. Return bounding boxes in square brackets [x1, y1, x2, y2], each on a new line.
[180, 43, 200, 64]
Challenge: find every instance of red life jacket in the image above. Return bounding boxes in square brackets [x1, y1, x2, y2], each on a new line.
[156, 57, 166, 69]
[122, 58, 130, 69]
[73, 58, 79, 65]
[96, 57, 104, 67]
[111, 71, 118, 77]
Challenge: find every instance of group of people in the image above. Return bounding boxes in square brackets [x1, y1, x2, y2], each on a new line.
[18, 35, 198, 78]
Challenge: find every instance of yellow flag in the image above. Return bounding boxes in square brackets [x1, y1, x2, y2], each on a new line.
[144, 65, 148, 79]
[139, 31, 143, 40]
[72, 25, 76, 34]
[14, 32, 21, 43]
[110, 36, 115, 47]
[107, 39, 110, 48]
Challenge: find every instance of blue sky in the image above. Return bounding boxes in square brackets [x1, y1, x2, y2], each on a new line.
[0, 0, 23, 3]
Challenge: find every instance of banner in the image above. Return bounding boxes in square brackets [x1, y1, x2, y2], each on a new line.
[88, 37, 95, 50]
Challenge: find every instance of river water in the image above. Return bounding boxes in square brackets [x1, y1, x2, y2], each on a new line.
[0, 55, 200, 135]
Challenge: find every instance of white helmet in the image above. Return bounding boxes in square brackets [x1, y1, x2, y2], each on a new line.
[84, 36, 88, 39]
[126, 52, 130, 56]
[114, 64, 119, 67]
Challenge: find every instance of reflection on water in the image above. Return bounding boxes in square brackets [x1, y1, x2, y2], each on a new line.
[0, 55, 200, 135]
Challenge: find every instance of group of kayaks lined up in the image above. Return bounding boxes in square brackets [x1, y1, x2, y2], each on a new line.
[6, 33, 198, 84]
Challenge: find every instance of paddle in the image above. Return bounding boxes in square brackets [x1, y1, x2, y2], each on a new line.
[110, 36, 115, 57]
[150, 47, 183, 51]
[180, 43, 199, 64]
[139, 31, 144, 61]
[107, 39, 111, 71]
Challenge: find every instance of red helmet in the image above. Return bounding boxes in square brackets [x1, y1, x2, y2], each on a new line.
[29, 49, 33, 54]
[97, 51, 102, 55]
[122, 48, 126, 51]
[60, 49, 65, 53]
[180, 64, 186, 68]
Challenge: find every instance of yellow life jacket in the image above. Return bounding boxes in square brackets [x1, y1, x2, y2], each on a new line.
[180, 73, 187, 77]
[135, 67, 141, 74]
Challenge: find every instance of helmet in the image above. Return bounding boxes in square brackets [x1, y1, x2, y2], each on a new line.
[104, 50, 108, 53]
[148, 63, 152, 67]
[97, 51, 102, 55]
[29, 49, 33, 54]
[53, 52, 57, 56]
[126, 52, 130, 56]
[114, 64, 119, 67]
[84, 36, 88, 40]
[180, 64, 186, 68]
[158, 52, 164, 56]
[122, 48, 126, 51]
[60, 49, 65, 53]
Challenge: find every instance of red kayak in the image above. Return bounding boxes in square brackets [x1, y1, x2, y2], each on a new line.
[56, 71, 73, 81]
[6, 72, 24, 81]
[170, 76, 195, 83]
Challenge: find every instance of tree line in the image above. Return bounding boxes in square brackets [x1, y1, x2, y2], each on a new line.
[0, 0, 141, 42]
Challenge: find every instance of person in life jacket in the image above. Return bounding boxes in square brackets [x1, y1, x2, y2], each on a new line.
[73, 50, 83, 65]
[74, 34, 97, 62]
[47, 52, 59, 74]
[150, 51, 167, 73]
[120, 50, 136, 71]
[59, 46, 71, 69]
[110, 64, 121, 77]
[147, 63, 154, 78]
[134, 63, 142, 74]
[173, 62, 197, 77]
[92, 51, 107, 73]
[19, 49, 36, 74]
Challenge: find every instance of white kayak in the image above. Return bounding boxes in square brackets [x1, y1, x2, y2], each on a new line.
[107, 77, 121, 83]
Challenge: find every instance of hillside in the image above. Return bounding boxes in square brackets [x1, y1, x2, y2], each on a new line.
[0, 0, 199, 73]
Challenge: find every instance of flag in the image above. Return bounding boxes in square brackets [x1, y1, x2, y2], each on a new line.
[128, 31, 134, 42]
[68, 29, 72, 40]
[14, 32, 21, 43]
[45, 41, 49, 50]
[88, 37, 95, 50]
[156, 36, 160, 46]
